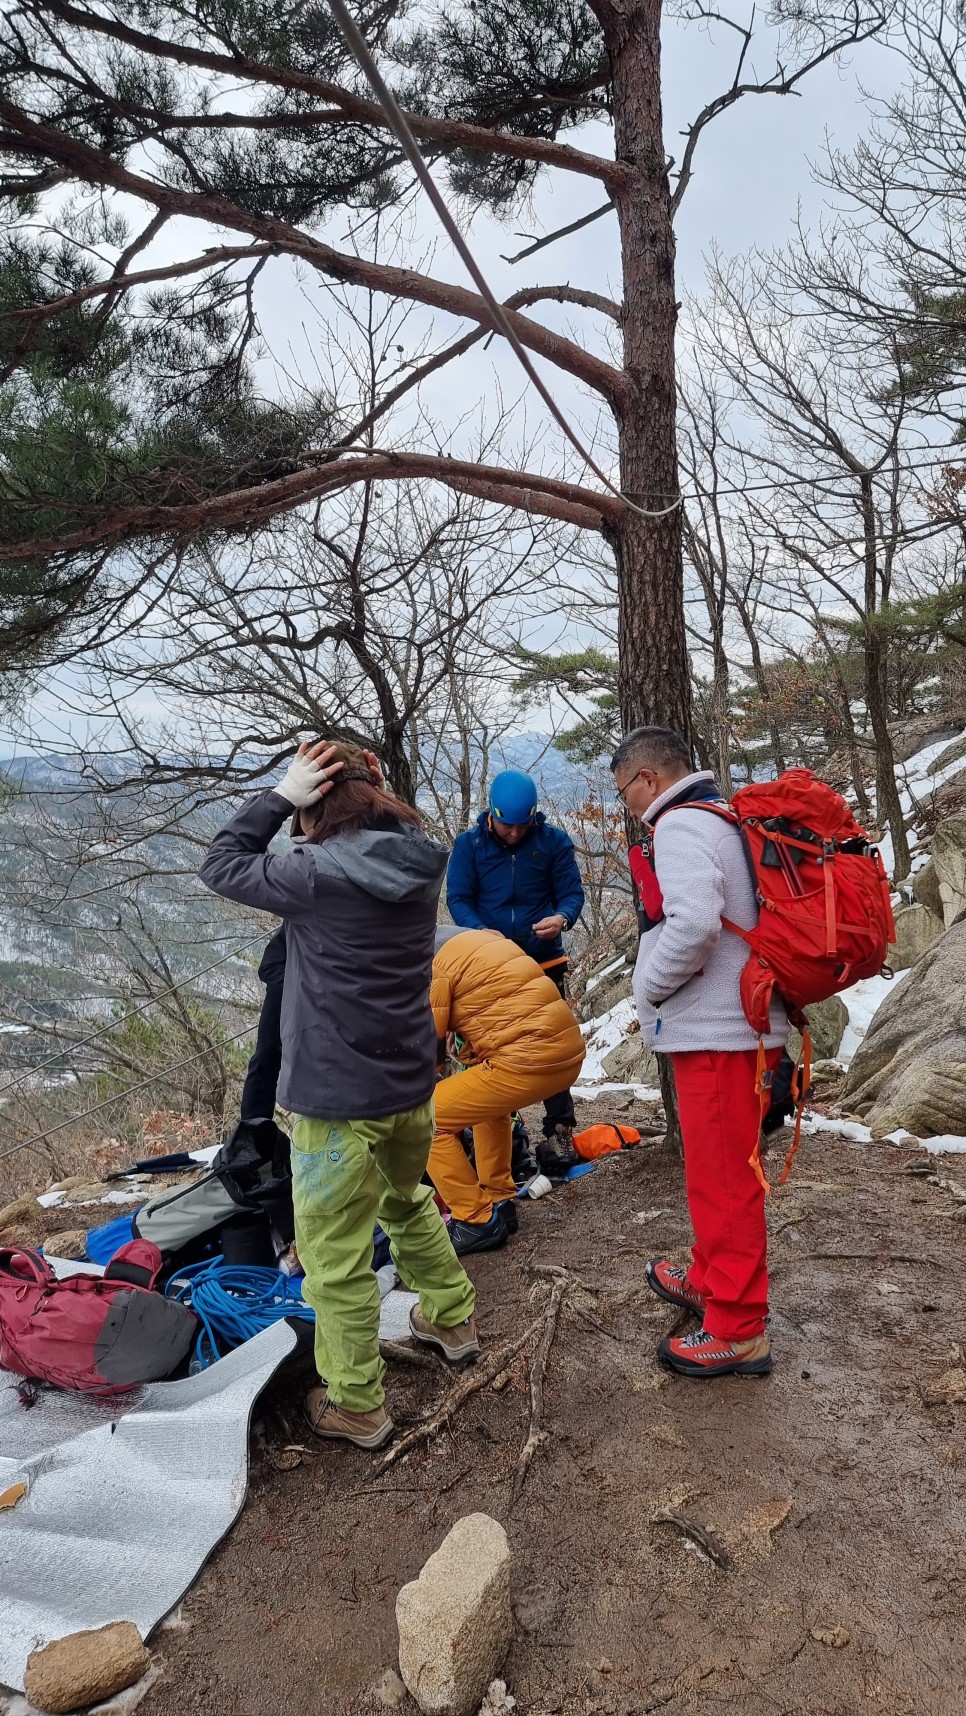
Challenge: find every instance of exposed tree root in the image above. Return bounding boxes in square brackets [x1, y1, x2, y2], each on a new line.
[368, 1315, 545, 1478]
[511, 1272, 569, 1505]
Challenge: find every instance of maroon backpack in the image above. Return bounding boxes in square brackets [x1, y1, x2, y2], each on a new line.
[0, 1241, 197, 1395]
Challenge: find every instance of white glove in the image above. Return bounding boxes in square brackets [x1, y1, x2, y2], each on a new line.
[275, 751, 330, 809]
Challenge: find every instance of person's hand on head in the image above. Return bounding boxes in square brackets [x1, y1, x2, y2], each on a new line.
[276, 742, 345, 809]
[361, 748, 386, 789]
[532, 914, 566, 939]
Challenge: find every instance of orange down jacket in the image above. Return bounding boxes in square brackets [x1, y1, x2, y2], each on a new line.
[431, 928, 585, 1076]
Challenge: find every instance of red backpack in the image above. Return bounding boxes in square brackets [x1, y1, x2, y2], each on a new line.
[0, 1240, 197, 1395]
[631, 769, 895, 1187]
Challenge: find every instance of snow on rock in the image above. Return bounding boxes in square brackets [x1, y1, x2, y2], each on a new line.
[873, 728, 966, 883]
[578, 995, 637, 1082]
[584, 955, 626, 997]
[836, 970, 909, 1066]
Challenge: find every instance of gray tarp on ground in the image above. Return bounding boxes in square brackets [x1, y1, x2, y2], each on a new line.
[0, 1320, 297, 1693]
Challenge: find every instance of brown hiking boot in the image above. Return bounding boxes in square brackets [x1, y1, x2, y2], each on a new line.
[302, 1385, 394, 1448]
[409, 1307, 481, 1365]
[658, 1327, 772, 1378]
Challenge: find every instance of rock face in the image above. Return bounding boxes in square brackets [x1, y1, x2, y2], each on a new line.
[889, 903, 944, 971]
[578, 960, 633, 1022]
[932, 812, 966, 926]
[928, 733, 966, 778]
[788, 996, 849, 1062]
[913, 858, 944, 922]
[397, 1514, 512, 1716]
[600, 1034, 658, 1084]
[24, 1622, 150, 1713]
[888, 714, 961, 764]
[841, 920, 966, 1137]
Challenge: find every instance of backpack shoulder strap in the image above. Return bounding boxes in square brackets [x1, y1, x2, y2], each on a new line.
[653, 799, 760, 932]
[652, 799, 737, 830]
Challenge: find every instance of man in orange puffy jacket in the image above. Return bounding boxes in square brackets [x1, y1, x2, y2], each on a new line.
[430, 927, 586, 1255]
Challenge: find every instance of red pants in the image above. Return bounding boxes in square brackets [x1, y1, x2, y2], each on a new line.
[670, 1047, 782, 1342]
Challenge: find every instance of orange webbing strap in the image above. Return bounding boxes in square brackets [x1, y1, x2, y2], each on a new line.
[538, 955, 569, 972]
[823, 857, 837, 957]
[749, 1039, 773, 1194]
[780, 1027, 811, 1185]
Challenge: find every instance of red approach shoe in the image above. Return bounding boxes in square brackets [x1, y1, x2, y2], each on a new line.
[644, 1258, 706, 1316]
[658, 1326, 772, 1378]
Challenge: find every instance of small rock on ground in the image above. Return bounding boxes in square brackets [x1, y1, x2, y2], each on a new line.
[371, 1668, 409, 1709]
[478, 1681, 516, 1715]
[24, 1621, 150, 1713]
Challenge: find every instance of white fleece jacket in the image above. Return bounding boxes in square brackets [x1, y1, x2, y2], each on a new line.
[632, 771, 788, 1055]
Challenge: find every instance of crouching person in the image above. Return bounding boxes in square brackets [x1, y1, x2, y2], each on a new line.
[610, 726, 787, 1379]
[200, 740, 479, 1450]
[430, 928, 586, 1255]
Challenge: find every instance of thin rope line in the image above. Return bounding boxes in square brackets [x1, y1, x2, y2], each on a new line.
[322, 0, 682, 522]
[0, 1024, 257, 1165]
[0, 933, 266, 1102]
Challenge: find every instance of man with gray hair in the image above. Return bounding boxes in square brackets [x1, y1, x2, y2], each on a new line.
[610, 727, 787, 1379]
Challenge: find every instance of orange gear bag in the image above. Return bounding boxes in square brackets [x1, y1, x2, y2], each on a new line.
[572, 1123, 641, 1161]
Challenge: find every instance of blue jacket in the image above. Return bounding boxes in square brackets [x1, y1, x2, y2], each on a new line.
[446, 812, 584, 964]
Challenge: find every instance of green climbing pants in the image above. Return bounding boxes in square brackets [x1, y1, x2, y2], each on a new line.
[291, 1100, 476, 1412]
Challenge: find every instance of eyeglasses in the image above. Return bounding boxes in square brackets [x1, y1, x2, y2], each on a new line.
[615, 769, 642, 805]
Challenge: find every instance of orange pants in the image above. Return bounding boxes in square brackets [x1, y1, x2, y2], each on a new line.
[430, 1054, 586, 1224]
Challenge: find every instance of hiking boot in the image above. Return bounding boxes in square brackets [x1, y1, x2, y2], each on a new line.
[409, 1307, 481, 1365]
[536, 1126, 580, 1177]
[302, 1386, 395, 1448]
[494, 1197, 519, 1235]
[644, 1257, 706, 1316]
[658, 1327, 772, 1379]
[447, 1210, 508, 1256]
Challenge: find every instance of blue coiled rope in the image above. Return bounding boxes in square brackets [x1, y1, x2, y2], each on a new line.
[165, 1259, 313, 1369]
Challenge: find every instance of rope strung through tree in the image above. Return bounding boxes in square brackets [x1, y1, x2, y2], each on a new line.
[321, 0, 682, 524]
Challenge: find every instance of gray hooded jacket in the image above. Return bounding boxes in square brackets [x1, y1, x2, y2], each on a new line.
[200, 791, 448, 1120]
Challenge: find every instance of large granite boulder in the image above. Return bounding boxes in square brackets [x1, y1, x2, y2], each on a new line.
[931, 812, 966, 927]
[788, 995, 849, 1062]
[912, 858, 944, 921]
[888, 714, 961, 765]
[889, 902, 944, 971]
[600, 1034, 658, 1084]
[928, 733, 966, 778]
[841, 919, 966, 1137]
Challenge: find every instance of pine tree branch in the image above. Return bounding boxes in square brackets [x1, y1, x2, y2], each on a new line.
[0, 96, 630, 411]
[506, 285, 623, 324]
[670, 6, 887, 216]
[0, 451, 619, 563]
[33, 0, 625, 190]
[501, 200, 615, 264]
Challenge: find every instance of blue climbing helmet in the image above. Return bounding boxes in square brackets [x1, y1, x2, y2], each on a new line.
[488, 768, 538, 826]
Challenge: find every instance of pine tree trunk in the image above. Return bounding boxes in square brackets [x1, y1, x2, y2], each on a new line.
[606, 0, 690, 1150]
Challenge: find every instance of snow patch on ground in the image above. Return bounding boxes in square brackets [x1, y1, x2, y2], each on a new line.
[801, 1112, 966, 1155]
[573, 1081, 661, 1102]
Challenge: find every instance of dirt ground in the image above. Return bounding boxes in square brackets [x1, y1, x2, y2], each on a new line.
[91, 1102, 966, 1713]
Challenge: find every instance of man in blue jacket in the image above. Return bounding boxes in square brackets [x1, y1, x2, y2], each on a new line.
[446, 768, 585, 1160]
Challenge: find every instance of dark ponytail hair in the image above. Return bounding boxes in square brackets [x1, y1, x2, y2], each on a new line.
[298, 741, 423, 843]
